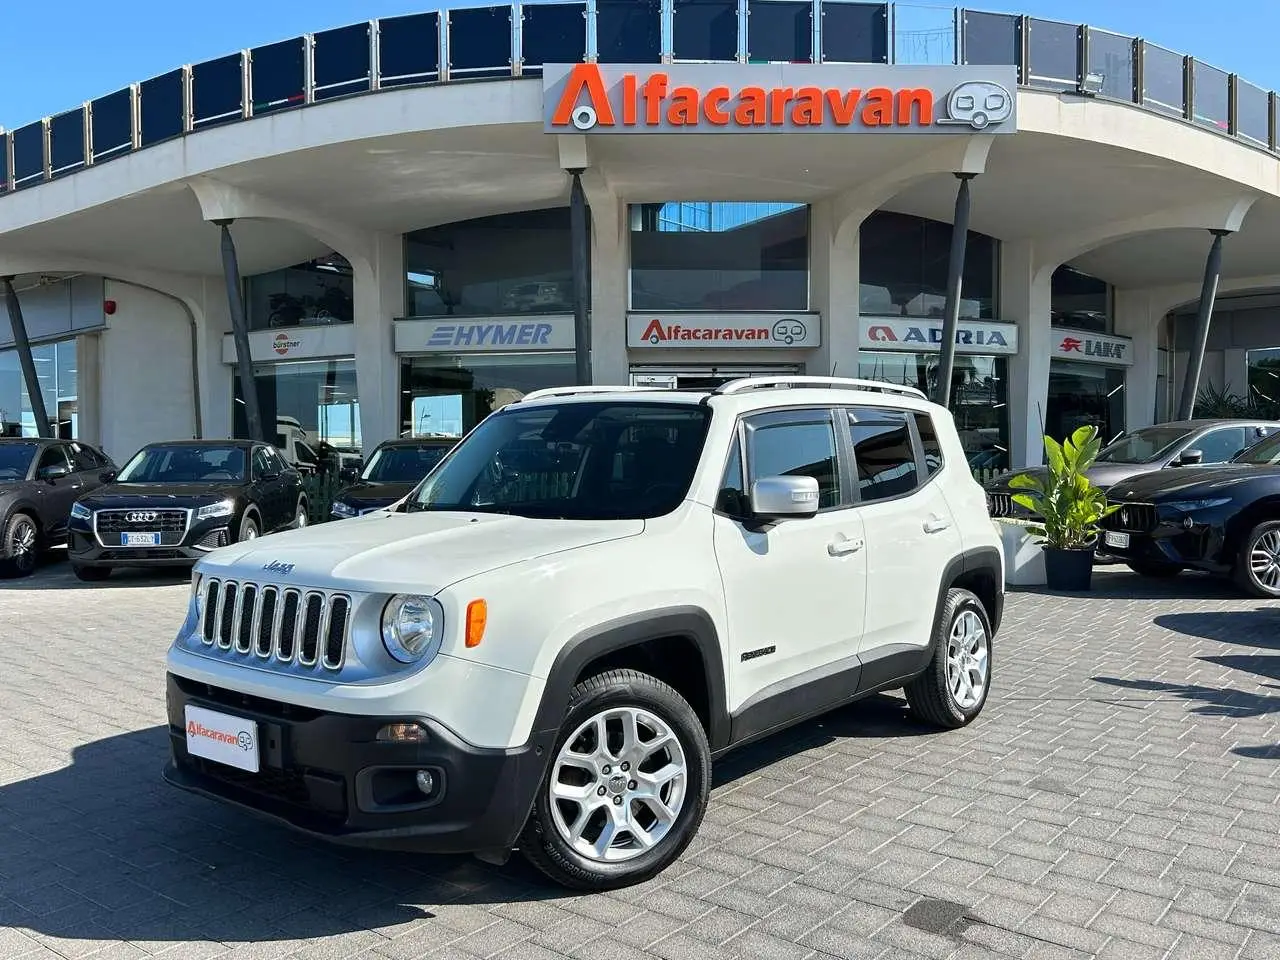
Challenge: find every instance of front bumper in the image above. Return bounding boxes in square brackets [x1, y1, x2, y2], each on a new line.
[1098, 511, 1229, 572]
[162, 672, 553, 855]
[69, 520, 232, 567]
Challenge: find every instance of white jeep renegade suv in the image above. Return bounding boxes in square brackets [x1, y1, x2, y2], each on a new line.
[163, 376, 1004, 890]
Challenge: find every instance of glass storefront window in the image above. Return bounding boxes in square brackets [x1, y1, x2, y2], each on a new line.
[232, 358, 360, 468]
[859, 211, 997, 320]
[1046, 360, 1126, 446]
[1247, 347, 1280, 418]
[245, 253, 354, 330]
[857, 350, 1009, 472]
[0, 339, 78, 438]
[405, 208, 581, 318]
[1051, 265, 1111, 332]
[628, 202, 809, 311]
[399, 353, 576, 438]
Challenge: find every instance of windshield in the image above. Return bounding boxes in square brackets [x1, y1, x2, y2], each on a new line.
[1096, 426, 1192, 464]
[406, 401, 711, 520]
[117, 444, 247, 483]
[361, 444, 451, 483]
[1233, 432, 1280, 465]
[0, 444, 37, 482]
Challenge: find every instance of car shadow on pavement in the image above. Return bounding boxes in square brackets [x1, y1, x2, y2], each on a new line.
[0, 562, 190, 591]
[1153, 608, 1280, 649]
[0, 695, 930, 948]
[1010, 568, 1245, 601]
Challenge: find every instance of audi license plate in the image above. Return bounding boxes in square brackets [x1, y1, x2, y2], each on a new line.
[121, 532, 160, 546]
[184, 704, 260, 773]
[1103, 531, 1130, 549]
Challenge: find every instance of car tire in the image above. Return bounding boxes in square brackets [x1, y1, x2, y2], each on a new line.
[518, 668, 711, 891]
[0, 512, 40, 578]
[293, 497, 309, 529]
[904, 587, 992, 729]
[72, 564, 111, 582]
[238, 513, 260, 543]
[1126, 560, 1183, 579]
[1234, 519, 1280, 598]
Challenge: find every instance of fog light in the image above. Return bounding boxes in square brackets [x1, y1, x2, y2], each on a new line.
[415, 769, 436, 795]
[376, 722, 428, 743]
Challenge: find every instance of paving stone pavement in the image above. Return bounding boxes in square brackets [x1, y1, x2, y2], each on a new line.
[2, 557, 1280, 960]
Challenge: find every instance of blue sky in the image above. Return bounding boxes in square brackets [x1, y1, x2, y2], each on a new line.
[0, 0, 1275, 131]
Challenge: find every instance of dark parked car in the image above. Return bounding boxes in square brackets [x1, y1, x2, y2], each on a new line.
[1099, 429, 1280, 596]
[0, 438, 118, 577]
[329, 437, 457, 519]
[985, 418, 1280, 518]
[67, 439, 306, 581]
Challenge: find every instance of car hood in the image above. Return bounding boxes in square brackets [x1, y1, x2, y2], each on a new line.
[1108, 464, 1280, 501]
[79, 482, 246, 507]
[987, 461, 1152, 492]
[196, 510, 646, 593]
[335, 481, 416, 506]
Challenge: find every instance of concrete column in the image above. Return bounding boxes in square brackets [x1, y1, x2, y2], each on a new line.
[352, 232, 405, 450]
[194, 278, 234, 440]
[588, 194, 628, 385]
[75, 332, 102, 446]
[1113, 288, 1161, 429]
[1002, 241, 1053, 468]
[809, 199, 861, 378]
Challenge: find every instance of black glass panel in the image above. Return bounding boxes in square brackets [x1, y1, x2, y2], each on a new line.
[961, 10, 1019, 67]
[139, 69, 184, 146]
[597, 0, 661, 63]
[859, 211, 997, 320]
[0, 133, 8, 192]
[1086, 29, 1134, 102]
[820, 2, 888, 64]
[1236, 79, 1270, 145]
[449, 6, 511, 77]
[48, 109, 85, 175]
[1026, 18, 1078, 88]
[192, 53, 244, 128]
[11, 123, 44, 186]
[673, 0, 739, 62]
[314, 23, 371, 100]
[1141, 43, 1185, 116]
[90, 88, 133, 161]
[522, 3, 586, 72]
[1192, 61, 1229, 132]
[379, 13, 440, 86]
[251, 37, 305, 115]
[748, 1, 811, 63]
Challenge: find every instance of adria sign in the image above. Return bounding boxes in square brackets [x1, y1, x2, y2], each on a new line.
[859, 317, 1018, 355]
[544, 63, 1018, 135]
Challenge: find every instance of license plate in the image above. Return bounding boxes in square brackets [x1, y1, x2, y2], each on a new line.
[121, 532, 160, 546]
[1104, 531, 1130, 549]
[184, 704, 260, 773]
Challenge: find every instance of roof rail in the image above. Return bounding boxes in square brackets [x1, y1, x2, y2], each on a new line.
[516, 385, 672, 403]
[712, 376, 929, 400]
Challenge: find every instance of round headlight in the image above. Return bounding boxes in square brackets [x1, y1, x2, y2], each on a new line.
[381, 595, 441, 664]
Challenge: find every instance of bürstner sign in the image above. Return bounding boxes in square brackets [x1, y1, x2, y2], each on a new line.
[859, 317, 1018, 355]
[1051, 328, 1133, 366]
[627, 313, 821, 349]
[543, 63, 1018, 134]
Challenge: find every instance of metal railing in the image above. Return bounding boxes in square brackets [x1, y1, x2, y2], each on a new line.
[1, 1, 1276, 199]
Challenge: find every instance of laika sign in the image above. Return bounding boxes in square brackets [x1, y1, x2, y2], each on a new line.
[543, 63, 1018, 135]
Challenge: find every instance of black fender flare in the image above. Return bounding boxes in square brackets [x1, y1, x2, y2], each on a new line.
[933, 545, 1005, 640]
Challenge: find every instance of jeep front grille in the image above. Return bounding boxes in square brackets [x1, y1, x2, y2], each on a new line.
[199, 578, 350, 671]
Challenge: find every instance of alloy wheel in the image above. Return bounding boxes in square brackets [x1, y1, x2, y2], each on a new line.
[296, 504, 308, 528]
[549, 707, 688, 863]
[945, 609, 989, 710]
[1249, 529, 1280, 592]
[8, 518, 36, 569]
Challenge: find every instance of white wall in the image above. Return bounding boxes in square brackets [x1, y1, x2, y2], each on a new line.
[98, 280, 197, 463]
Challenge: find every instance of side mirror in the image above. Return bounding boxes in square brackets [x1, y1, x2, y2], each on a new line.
[1177, 449, 1204, 466]
[99, 469, 117, 483]
[39, 462, 70, 481]
[749, 475, 820, 520]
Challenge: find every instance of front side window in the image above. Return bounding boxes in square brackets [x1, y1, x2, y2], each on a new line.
[407, 402, 711, 520]
[629, 201, 810, 311]
[118, 445, 247, 483]
[848, 407, 919, 502]
[746, 415, 840, 509]
[362, 444, 451, 483]
[36, 445, 71, 476]
[251, 447, 273, 479]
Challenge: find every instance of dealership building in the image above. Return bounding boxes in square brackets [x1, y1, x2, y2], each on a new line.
[4, 1, 1280, 472]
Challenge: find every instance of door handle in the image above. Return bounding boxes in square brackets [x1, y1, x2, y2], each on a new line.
[923, 515, 951, 534]
[828, 535, 864, 556]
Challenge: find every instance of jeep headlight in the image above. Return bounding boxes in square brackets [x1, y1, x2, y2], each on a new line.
[381, 595, 442, 664]
[196, 499, 235, 521]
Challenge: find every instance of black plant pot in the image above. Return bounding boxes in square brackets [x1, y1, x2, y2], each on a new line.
[1043, 545, 1096, 591]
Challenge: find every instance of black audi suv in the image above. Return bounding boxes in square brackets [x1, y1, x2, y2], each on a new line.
[1099, 428, 1280, 597]
[67, 439, 306, 580]
[329, 437, 456, 519]
[0, 438, 118, 577]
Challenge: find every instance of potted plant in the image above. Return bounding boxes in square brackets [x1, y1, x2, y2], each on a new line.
[1008, 425, 1118, 591]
